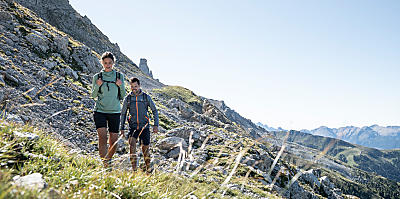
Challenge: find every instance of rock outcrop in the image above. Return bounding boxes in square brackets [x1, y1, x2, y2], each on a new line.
[13, 173, 47, 190]
[139, 58, 153, 78]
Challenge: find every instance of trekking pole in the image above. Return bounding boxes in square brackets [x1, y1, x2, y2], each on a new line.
[138, 115, 150, 138]
[104, 119, 150, 168]
[135, 121, 149, 170]
[137, 115, 151, 146]
[110, 116, 149, 155]
[103, 130, 129, 166]
[137, 122, 149, 138]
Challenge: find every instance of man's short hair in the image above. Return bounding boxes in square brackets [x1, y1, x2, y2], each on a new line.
[130, 77, 140, 85]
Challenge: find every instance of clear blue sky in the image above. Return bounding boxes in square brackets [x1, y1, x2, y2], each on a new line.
[70, 0, 400, 130]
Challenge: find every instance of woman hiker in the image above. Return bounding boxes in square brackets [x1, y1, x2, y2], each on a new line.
[91, 52, 126, 167]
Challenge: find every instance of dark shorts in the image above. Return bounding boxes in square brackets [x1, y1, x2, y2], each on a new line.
[128, 128, 150, 145]
[93, 111, 120, 133]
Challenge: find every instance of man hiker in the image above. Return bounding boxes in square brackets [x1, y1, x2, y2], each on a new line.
[91, 52, 126, 167]
[120, 77, 159, 173]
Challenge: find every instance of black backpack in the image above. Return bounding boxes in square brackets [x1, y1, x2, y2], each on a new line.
[97, 71, 122, 100]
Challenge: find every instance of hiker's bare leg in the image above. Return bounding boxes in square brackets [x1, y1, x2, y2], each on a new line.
[106, 132, 119, 161]
[142, 145, 150, 171]
[97, 127, 108, 166]
[129, 137, 138, 171]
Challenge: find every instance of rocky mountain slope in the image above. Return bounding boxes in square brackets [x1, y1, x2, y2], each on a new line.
[301, 125, 400, 149]
[14, 0, 162, 89]
[1, 0, 399, 198]
[208, 99, 267, 138]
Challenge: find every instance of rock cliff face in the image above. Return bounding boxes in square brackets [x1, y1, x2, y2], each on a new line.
[15, 0, 129, 63]
[1, 1, 398, 198]
[14, 0, 162, 89]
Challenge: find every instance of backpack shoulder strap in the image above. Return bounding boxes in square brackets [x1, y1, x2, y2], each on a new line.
[127, 93, 132, 123]
[142, 92, 148, 103]
[97, 72, 103, 94]
[115, 71, 121, 82]
[116, 72, 122, 100]
[127, 93, 131, 110]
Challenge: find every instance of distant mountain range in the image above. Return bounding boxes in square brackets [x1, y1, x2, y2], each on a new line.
[255, 122, 286, 132]
[257, 123, 400, 149]
[301, 125, 400, 149]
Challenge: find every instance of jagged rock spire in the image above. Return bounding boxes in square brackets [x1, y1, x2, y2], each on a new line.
[139, 58, 153, 78]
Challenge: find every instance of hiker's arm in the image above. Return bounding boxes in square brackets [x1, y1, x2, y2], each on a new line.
[118, 74, 126, 99]
[148, 96, 159, 128]
[120, 96, 129, 131]
[91, 75, 100, 98]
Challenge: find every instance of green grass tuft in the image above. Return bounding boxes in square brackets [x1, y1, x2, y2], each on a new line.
[153, 86, 202, 106]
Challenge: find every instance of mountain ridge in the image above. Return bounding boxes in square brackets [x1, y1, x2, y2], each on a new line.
[257, 122, 400, 149]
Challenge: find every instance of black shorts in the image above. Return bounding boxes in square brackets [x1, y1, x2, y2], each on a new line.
[93, 111, 120, 133]
[128, 128, 150, 145]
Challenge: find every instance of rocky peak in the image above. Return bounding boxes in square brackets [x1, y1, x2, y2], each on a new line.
[138, 58, 153, 78]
